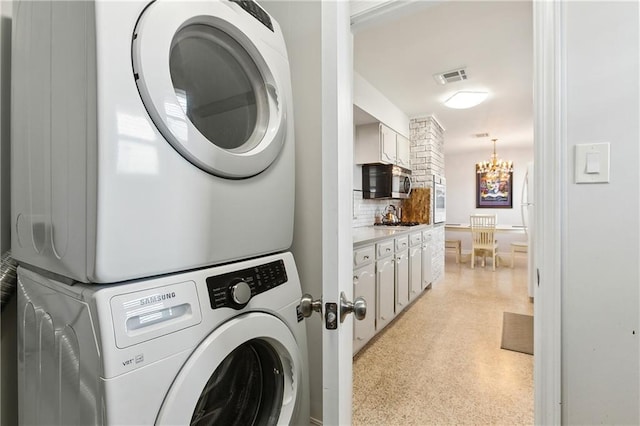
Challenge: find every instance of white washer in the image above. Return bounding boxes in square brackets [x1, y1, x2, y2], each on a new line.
[17, 252, 309, 425]
[11, 0, 295, 283]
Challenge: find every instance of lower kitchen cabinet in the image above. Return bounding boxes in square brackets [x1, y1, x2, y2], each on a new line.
[409, 244, 422, 300]
[353, 227, 433, 353]
[376, 255, 395, 331]
[353, 261, 376, 354]
[409, 231, 423, 301]
[394, 249, 409, 313]
[422, 231, 433, 289]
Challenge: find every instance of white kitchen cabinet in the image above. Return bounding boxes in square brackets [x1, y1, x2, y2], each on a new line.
[422, 230, 433, 289]
[353, 227, 432, 351]
[353, 262, 375, 354]
[355, 122, 409, 167]
[376, 241, 395, 331]
[394, 235, 409, 312]
[396, 133, 410, 168]
[380, 123, 397, 164]
[395, 248, 409, 312]
[409, 231, 422, 301]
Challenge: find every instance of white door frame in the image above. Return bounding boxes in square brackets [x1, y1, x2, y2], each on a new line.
[347, 1, 565, 425]
[322, 1, 354, 424]
[344, 0, 567, 425]
[533, 1, 563, 424]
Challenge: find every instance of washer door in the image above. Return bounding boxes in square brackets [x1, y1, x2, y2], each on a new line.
[132, 1, 286, 178]
[156, 313, 304, 426]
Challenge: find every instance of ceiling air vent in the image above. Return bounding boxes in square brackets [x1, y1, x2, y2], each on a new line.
[474, 132, 490, 138]
[433, 67, 467, 85]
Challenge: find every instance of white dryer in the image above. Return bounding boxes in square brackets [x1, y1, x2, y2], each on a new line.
[11, 0, 295, 283]
[17, 252, 309, 425]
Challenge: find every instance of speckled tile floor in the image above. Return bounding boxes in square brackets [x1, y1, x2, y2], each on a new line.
[352, 253, 534, 425]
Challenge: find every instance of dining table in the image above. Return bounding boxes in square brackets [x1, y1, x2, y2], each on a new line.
[444, 223, 527, 267]
[444, 223, 527, 233]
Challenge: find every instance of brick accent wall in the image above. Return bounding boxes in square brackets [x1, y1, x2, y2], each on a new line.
[410, 116, 445, 283]
[410, 116, 445, 187]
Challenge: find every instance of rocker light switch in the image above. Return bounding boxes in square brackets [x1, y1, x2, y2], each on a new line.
[585, 152, 600, 174]
[575, 143, 610, 183]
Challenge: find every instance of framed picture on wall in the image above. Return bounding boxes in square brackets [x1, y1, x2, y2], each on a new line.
[476, 169, 513, 208]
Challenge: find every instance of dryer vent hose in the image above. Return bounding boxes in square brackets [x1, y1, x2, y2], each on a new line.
[0, 251, 18, 312]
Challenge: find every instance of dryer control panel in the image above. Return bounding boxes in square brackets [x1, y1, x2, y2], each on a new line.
[206, 260, 288, 310]
[229, 0, 274, 32]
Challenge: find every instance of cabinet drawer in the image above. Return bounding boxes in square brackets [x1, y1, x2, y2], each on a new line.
[354, 246, 375, 266]
[395, 236, 409, 251]
[376, 240, 395, 258]
[422, 230, 432, 242]
[409, 232, 422, 246]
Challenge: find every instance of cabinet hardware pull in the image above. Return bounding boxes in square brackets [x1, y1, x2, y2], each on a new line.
[363, 255, 369, 260]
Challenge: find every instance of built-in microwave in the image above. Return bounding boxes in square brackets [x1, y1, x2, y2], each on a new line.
[362, 164, 412, 199]
[433, 175, 446, 223]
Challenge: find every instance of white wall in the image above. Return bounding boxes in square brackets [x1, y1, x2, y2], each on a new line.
[562, 2, 639, 423]
[445, 146, 533, 253]
[260, 2, 324, 422]
[0, 0, 16, 424]
[354, 72, 409, 137]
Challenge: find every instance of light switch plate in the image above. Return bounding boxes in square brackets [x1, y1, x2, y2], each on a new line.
[575, 143, 610, 184]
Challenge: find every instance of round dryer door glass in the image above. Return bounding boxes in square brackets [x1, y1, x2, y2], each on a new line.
[190, 339, 284, 426]
[170, 25, 269, 153]
[132, 0, 289, 179]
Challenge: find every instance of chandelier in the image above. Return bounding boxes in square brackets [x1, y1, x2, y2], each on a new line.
[476, 139, 513, 179]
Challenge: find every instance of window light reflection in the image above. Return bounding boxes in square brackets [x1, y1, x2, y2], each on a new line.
[116, 113, 155, 141]
[117, 139, 159, 175]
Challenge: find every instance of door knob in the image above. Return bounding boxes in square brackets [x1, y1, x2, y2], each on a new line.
[339, 291, 367, 323]
[300, 294, 322, 318]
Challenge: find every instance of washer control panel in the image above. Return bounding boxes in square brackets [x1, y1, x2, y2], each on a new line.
[206, 260, 288, 310]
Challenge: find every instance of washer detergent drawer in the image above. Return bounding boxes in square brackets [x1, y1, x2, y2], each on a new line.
[110, 281, 202, 349]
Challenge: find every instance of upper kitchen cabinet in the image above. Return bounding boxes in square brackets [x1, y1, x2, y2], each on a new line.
[355, 122, 410, 167]
[396, 133, 410, 168]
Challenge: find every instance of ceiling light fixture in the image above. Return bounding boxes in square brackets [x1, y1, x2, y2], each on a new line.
[444, 91, 488, 109]
[476, 138, 513, 179]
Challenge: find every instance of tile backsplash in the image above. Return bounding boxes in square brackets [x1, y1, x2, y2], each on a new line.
[353, 191, 403, 227]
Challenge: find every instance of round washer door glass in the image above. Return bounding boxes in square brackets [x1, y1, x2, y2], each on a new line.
[191, 339, 283, 425]
[132, 1, 288, 178]
[170, 25, 268, 153]
[155, 312, 303, 425]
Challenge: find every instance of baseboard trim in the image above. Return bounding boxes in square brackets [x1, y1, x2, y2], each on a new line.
[310, 416, 322, 425]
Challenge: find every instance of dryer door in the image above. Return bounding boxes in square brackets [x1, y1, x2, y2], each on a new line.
[156, 313, 304, 425]
[132, 1, 287, 179]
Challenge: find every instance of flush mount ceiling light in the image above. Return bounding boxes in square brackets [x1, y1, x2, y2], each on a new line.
[444, 91, 488, 109]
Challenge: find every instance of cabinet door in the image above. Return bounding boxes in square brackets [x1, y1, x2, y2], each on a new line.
[395, 249, 409, 312]
[396, 134, 410, 168]
[353, 263, 376, 354]
[380, 124, 397, 164]
[376, 257, 395, 330]
[409, 245, 422, 301]
[422, 241, 433, 289]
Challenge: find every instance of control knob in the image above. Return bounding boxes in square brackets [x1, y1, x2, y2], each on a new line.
[230, 280, 252, 306]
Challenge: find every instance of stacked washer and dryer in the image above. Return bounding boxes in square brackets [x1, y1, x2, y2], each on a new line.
[11, 0, 309, 424]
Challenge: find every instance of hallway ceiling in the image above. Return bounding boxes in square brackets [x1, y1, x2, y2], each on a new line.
[353, 1, 533, 155]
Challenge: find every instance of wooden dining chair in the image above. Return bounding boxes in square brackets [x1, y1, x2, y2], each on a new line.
[470, 214, 499, 271]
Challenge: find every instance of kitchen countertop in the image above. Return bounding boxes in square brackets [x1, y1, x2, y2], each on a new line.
[353, 224, 433, 247]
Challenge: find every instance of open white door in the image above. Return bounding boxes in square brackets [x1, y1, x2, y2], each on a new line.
[320, 1, 355, 424]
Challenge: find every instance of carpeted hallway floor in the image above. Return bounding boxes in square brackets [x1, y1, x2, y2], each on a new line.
[352, 252, 534, 425]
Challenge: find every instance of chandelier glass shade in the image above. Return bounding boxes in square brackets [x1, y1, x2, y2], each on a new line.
[476, 139, 513, 179]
